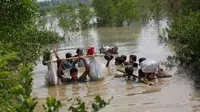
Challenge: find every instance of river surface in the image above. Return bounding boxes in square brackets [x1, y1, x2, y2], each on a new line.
[33, 20, 200, 112]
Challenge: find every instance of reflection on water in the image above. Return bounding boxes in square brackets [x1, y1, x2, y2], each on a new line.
[33, 20, 200, 112]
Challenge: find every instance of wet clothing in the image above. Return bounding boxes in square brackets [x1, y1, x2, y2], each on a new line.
[61, 75, 87, 84]
[63, 61, 73, 69]
[124, 62, 138, 67]
[115, 57, 124, 65]
[74, 55, 85, 67]
[138, 69, 146, 78]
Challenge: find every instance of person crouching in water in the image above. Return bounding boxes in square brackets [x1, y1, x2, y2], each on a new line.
[138, 57, 172, 81]
[116, 67, 153, 85]
[138, 58, 156, 81]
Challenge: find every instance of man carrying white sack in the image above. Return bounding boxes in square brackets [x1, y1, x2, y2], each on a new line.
[138, 58, 172, 81]
[58, 55, 113, 84]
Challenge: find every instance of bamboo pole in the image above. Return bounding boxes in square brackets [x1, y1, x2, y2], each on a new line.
[56, 48, 78, 51]
[45, 54, 104, 64]
[117, 69, 153, 86]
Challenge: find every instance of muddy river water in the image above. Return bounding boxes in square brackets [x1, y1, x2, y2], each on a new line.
[33, 20, 200, 112]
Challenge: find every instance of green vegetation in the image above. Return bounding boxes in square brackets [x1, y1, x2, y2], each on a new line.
[164, 0, 200, 81]
[68, 96, 113, 112]
[0, 0, 59, 111]
[38, 0, 92, 8]
[0, 0, 110, 111]
[43, 96, 62, 112]
[92, 0, 167, 27]
[41, 2, 93, 38]
[2, 0, 200, 111]
[78, 3, 93, 30]
[54, 3, 78, 37]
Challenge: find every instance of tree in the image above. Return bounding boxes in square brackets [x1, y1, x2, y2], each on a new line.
[117, 0, 139, 26]
[54, 3, 78, 37]
[78, 3, 93, 30]
[92, 0, 117, 27]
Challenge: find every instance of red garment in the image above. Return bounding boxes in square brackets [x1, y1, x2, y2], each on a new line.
[87, 46, 94, 55]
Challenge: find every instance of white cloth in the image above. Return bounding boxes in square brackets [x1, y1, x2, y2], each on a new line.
[46, 53, 58, 85]
[88, 57, 105, 80]
[140, 59, 158, 73]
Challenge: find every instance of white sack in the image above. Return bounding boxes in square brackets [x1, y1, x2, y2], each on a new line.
[140, 59, 158, 73]
[45, 53, 58, 85]
[88, 57, 105, 80]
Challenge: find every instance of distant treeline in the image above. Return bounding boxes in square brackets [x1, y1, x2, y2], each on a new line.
[38, 0, 92, 8]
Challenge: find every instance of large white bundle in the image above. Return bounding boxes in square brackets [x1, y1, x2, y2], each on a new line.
[45, 53, 58, 85]
[88, 57, 105, 80]
[140, 59, 158, 73]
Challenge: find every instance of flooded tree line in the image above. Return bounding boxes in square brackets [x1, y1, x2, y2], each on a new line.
[1, 0, 200, 111]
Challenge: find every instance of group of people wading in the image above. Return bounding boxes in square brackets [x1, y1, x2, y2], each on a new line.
[43, 46, 172, 85]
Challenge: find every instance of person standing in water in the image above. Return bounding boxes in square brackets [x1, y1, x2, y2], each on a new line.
[74, 48, 85, 67]
[59, 56, 89, 83]
[59, 55, 113, 84]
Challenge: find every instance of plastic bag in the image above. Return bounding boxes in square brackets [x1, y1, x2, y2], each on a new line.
[88, 57, 105, 80]
[45, 53, 58, 85]
[140, 59, 158, 73]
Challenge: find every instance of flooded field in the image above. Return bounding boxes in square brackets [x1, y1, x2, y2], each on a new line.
[33, 20, 200, 112]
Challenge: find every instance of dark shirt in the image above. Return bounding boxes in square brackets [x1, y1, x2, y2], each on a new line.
[73, 55, 85, 67]
[61, 75, 87, 84]
[138, 69, 145, 78]
[124, 62, 138, 67]
[115, 57, 124, 65]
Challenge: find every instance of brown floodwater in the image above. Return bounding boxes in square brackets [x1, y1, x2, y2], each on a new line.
[33, 20, 200, 112]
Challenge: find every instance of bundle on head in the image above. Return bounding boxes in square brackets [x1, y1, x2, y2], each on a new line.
[139, 57, 146, 64]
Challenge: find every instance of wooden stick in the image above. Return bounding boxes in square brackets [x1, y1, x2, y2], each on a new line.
[117, 69, 153, 86]
[45, 54, 104, 64]
[56, 48, 78, 51]
[53, 45, 124, 52]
